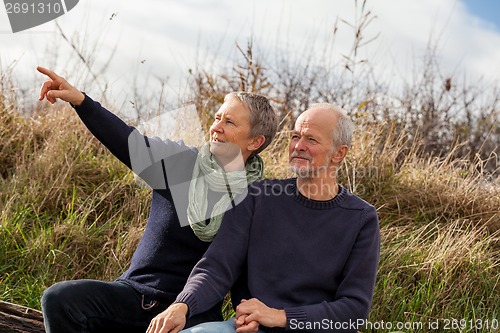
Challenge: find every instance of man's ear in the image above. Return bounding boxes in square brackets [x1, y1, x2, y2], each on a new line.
[247, 135, 266, 153]
[331, 145, 349, 164]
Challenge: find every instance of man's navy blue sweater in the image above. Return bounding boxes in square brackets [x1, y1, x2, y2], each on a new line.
[176, 179, 380, 332]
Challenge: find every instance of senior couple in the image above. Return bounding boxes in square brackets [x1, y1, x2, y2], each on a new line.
[37, 66, 379, 333]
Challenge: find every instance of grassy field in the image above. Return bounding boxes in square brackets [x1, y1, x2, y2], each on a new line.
[1, 88, 499, 332]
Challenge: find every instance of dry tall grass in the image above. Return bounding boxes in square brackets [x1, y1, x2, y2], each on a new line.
[345, 123, 500, 232]
[2, 93, 498, 329]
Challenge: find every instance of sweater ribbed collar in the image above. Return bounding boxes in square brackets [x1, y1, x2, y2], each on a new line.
[291, 178, 347, 210]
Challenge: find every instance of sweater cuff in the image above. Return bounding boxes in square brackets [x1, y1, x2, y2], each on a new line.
[175, 292, 199, 318]
[284, 307, 308, 330]
[71, 93, 91, 110]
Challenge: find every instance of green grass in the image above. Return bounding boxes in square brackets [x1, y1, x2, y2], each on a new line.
[368, 223, 499, 332]
[1, 100, 499, 332]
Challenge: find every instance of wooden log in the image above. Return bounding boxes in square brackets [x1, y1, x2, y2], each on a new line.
[0, 300, 44, 333]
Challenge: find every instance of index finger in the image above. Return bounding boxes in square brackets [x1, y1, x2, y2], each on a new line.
[36, 66, 60, 80]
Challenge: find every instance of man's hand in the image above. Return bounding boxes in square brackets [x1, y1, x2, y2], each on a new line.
[235, 298, 287, 332]
[37, 66, 85, 106]
[234, 314, 260, 333]
[146, 303, 188, 333]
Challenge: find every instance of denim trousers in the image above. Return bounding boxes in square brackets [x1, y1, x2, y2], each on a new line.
[41, 279, 222, 333]
[180, 318, 267, 333]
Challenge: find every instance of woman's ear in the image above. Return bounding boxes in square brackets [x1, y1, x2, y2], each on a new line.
[247, 135, 266, 153]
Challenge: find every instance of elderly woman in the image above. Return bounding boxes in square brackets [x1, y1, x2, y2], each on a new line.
[36, 66, 278, 333]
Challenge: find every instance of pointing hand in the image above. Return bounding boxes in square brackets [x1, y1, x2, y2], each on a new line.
[37, 66, 85, 106]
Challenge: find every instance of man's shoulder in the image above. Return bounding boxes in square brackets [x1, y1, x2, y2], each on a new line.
[244, 178, 296, 201]
[249, 178, 294, 191]
[338, 185, 376, 212]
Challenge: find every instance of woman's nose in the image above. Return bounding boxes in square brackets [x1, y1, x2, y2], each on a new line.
[211, 120, 223, 133]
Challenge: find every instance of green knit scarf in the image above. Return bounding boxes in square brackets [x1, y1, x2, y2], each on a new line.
[187, 143, 263, 242]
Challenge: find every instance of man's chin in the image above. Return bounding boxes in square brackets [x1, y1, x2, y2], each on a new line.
[289, 165, 312, 178]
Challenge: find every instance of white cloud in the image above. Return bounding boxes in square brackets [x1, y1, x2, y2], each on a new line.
[1, 0, 499, 109]
[364, 0, 500, 83]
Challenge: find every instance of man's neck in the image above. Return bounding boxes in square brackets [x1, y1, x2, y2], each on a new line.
[296, 176, 339, 201]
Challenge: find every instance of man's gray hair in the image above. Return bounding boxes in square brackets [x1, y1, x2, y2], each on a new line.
[226, 92, 278, 155]
[309, 103, 354, 149]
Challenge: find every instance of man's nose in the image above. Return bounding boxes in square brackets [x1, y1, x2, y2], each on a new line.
[293, 137, 307, 151]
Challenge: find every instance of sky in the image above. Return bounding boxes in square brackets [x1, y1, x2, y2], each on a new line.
[462, 0, 500, 30]
[1, 0, 499, 112]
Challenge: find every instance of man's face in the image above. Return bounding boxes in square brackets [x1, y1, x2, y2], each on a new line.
[289, 109, 337, 178]
[209, 96, 253, 162]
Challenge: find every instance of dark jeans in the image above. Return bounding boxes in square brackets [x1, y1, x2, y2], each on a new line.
[41, 279, 222, 333]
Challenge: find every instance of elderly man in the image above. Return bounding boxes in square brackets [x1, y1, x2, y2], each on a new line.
[36, 66, 278, 333]
[147, 103, 380, 333]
